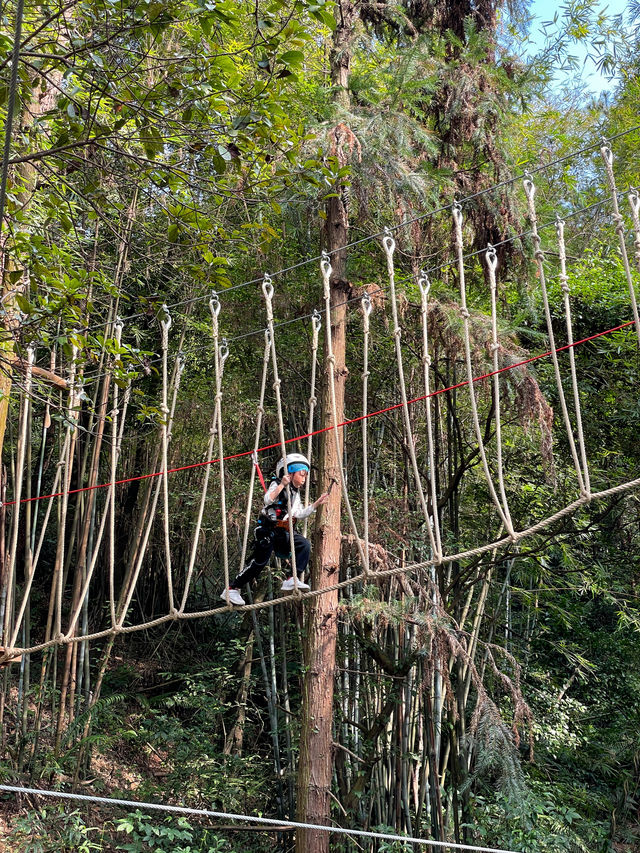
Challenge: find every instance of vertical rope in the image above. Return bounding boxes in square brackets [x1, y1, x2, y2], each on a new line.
[417, 271, 442, 559]
[382, 231, 439, 558]
[180, 302, 227, 610]
[523, 177, 588, 496]
[303, 311, 322, 539]
[108, 318, 123, 626]
[63, 368, 133, 640]
[452, 205, 515, 537]
[262, 275, 298, 588]
[320, 254, 367, 568]
[361, 292, 372, 575]
[159, 306, 176, 612]
[2, 344, 34, 645]
[485, 246, 516, 526]
[555, 219, 590, 492]
[628, 188, 640, 277]
[54, 344, 80, 641]
[600, 144, 640, 345]
[238, 331, 271, 574]
[210, 295, 231, 600]
[117, 353, 185, 628]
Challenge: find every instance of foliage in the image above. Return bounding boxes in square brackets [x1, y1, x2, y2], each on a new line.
[6, 807, 103, 853]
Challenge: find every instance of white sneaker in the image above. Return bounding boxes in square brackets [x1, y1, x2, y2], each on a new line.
[220, 588, 244, 606]
[281, 577, 310, 592]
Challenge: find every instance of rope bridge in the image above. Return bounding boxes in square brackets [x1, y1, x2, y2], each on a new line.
[2, 142, 639, 661]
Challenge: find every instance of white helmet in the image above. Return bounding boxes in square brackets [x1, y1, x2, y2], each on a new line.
[276, 453, 310, 478]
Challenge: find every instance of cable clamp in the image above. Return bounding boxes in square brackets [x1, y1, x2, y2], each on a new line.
[219, 338, 229, 366]
[361, 290, 372, 316]
[209, 291, 221, 318]
[628, 187, 640, 216]
[262, 273, 274, 301]
[452, 200, 463, 227]
[177, 351, 186, 373]
[312, 308, 322, 333]
[115, 315, 124, 334]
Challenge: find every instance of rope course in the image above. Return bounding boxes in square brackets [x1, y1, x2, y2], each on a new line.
[0, 139, 639, 664]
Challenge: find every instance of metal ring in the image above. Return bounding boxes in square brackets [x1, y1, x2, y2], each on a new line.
[600, 138, 613, 166]
[160, 304, 172, 330]
[320, 251, 332, 278]
[362, 291, 373, 316]
[382, 226, 396, 254]
[262, 273, 274, 300]
[417, 270, 431, 297]
[209, 291, 221, 317]
[485, 243, 498, 271]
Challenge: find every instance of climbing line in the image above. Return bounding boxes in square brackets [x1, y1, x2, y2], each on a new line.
[383, 230, 440, 558]
[0, 784, 523, 853]
[5, 316, 637, 510]
[524, 176, 588, 496]
[453, 203, 515, 538]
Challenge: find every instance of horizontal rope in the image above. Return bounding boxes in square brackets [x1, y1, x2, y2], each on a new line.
[6, 316, 636, 509]
[7, 470, 639, 656]
[0, 785, 522, 853]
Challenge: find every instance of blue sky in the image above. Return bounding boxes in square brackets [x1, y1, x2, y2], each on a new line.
[525, 0, 630, 93]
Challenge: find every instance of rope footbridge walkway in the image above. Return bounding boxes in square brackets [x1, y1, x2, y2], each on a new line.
[2, 140, 639, 659]
[0, 133, 639, 853]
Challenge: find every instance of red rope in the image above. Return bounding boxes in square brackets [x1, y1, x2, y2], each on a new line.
[6, 318, 635, 508]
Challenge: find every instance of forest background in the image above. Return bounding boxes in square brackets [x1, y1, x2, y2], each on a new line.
[0, 0, 639, 851]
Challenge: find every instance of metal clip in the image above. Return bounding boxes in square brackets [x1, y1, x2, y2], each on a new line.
[262, 273, 274, 301]
[382, 225, 396, 254]
[160, 305, 172, 330]
[209, 291, 221, 318]
[320, 251, 332, 278]
[485, 243, 498, 272]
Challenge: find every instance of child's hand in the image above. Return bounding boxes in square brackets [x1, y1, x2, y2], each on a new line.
[281, 473, 292, 486]
[314, 492, 329, 507]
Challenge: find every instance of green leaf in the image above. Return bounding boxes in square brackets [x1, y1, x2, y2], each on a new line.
[279, 49, 305, 67]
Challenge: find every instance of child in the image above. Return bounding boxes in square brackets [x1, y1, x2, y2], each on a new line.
[221, 453, 329, 605]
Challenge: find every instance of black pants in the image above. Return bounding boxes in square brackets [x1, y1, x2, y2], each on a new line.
[230, 524, 311, 589]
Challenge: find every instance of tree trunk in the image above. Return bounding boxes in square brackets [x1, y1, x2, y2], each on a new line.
[296, 8, 356, 851]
